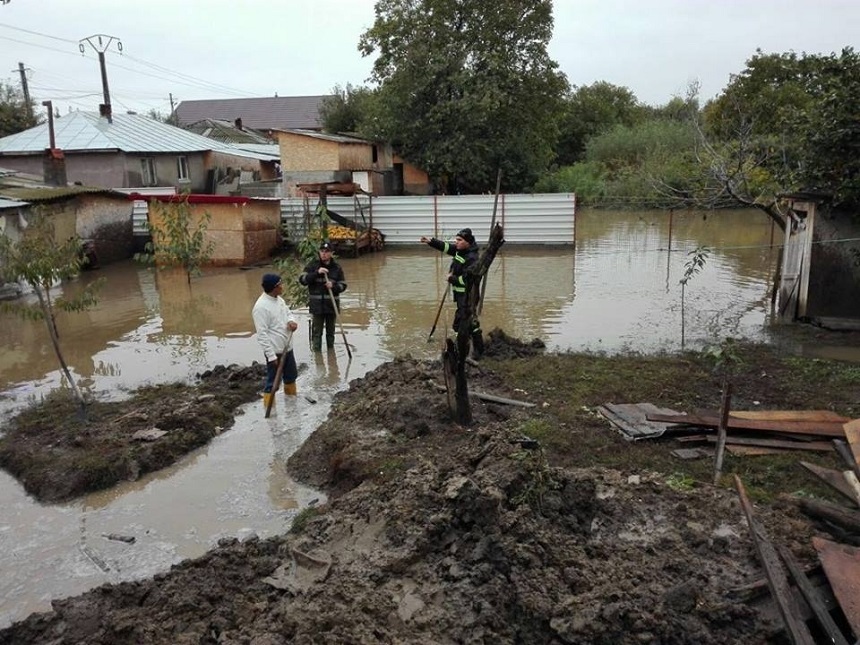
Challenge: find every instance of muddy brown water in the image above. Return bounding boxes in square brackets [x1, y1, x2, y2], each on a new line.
[0, 208, 846, 627]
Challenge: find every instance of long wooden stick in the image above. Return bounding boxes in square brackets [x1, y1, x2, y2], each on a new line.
[326, 286, 352, 360]
[477, 168, 502, 315]
[734, 476, 816, 645]
[427, 283, 450, 343]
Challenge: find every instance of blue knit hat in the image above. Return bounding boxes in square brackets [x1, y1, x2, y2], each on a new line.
[261, 273, 281, 292]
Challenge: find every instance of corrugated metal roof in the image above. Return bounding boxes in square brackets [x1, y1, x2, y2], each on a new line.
[0, 112, 283, 162]
[186, 118, 274, 144]
[230, 143, 280, 157]
[175, 96, 331, 130]
[278, 129, 373, 145]
[0, 186, 129, 202]
[0, 111, 227, 155]
[0, 196, 29, 209]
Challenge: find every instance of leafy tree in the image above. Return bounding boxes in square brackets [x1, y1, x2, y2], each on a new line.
[319, 84, 376, 135]
[0, 210, 102, 415]
[358, 0, 568, 193]
[135, 197, 215, 284]
[146, 108, 178, 126]
[556, 82, 645, 166]
[0, 79, 40, 137]
[699, 47, 860, 218]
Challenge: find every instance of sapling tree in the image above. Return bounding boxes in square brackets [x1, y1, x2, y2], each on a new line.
[0, 211, 102, 415]
[679, 245, 710, 348]
[135, 197, 215, 284]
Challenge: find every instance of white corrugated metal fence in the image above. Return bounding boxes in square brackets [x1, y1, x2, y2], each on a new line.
[281, 193, 576, 245]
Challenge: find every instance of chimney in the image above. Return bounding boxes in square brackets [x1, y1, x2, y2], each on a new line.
[234, 117, 243, 131]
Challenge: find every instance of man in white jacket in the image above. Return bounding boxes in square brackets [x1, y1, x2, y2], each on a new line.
[252, 273, 299, 408]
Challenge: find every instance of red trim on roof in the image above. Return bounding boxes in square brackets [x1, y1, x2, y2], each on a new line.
[127, 193, 250, 205]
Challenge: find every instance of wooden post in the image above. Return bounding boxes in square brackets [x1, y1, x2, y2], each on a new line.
[667, 209, 673, 253]
[713, 380, 733, 485]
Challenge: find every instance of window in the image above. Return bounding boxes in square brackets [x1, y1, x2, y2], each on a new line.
[176, 156, 189, 182]
[140, 158, 157, 186]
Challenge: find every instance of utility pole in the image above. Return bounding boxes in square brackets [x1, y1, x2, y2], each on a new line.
[79, 34, 122, 123]
[168, 92, 176, 124]
[15, 62, 33, 120]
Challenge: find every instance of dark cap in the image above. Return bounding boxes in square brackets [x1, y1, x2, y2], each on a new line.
[261, 273, 281, 292]
[319, 242, 333, 251]
[456, 228, 475, 245]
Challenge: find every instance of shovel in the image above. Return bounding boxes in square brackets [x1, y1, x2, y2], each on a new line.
[326, 284, 352, 360]
[427, 283, 450, 343]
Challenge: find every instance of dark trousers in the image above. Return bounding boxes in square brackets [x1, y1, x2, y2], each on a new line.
[452, 293, 484, 357]
[263, 350, 297, 392]
[311, 314, 336, 351]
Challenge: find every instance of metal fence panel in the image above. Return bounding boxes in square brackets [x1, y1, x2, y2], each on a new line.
[281, 193, 575, 245]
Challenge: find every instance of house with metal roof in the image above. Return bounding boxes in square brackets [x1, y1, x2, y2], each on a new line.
[0, 111, 280, 194]
[174, 96, 331, 131]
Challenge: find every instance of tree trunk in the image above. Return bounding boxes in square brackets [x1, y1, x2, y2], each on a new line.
[443, 223, 506, 426]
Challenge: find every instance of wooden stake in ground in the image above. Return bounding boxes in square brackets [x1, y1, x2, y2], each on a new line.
[713, 381, 733, 484]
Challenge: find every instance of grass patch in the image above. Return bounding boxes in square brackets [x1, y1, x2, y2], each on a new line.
[487, 342, 860, 503]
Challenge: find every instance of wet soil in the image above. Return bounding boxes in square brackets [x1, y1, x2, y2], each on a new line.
[1, 331, 858, 644]
[0, 363, 267, 503]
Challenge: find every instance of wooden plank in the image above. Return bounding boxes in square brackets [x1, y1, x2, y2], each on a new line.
[844, 420, 860, 466]
[598, 403, 685, 440]
[726, 445, 788, 456]
[799, 461, 860, 506]
[647, 412, 846, 438]
[707, 436, 833, 452]
[671, 447, 712, 460]
[777, 545, 850, 645]
[735, 476, 816, 645]
[731, 410, 850, 423]
[834, 439, 860, 483]
[813, 537, 860, 639]
[798, 498, 860, 533]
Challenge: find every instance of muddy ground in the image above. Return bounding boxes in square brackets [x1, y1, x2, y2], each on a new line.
[1, 330, 859, 644]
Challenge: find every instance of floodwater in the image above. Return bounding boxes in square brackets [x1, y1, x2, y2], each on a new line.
[0, 207, 830, 627]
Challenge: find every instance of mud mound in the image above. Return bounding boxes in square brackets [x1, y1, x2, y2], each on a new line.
[483, 327, 546, 359]
[0, 356, 787, 643]
[0, 419, 771, 644]
[0, 363, 267, 502]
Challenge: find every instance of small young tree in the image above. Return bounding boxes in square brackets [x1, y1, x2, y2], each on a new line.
[679, 245, 710, 348]
[0, 211, 102, 415]
[135, 197, 215, 284]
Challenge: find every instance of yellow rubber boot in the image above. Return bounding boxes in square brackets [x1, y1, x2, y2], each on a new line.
[283, 382, 297, 396]
[262, 392, 275, 410]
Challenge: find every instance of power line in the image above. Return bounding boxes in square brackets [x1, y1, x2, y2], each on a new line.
[0, 22, 77, 43]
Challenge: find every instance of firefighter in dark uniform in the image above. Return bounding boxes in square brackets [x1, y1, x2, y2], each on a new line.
[298, 241, 347, 352]
[420, 228, 485, 358]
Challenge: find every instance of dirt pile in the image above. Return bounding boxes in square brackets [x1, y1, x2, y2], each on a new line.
[0, 356, 781, 644]
[0, 363, 267, 502]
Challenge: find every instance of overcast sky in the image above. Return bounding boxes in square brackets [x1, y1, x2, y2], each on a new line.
[1, 0, 858, 119]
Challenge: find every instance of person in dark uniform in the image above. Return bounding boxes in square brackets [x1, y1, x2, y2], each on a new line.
[420, 228, 484, 358]
[299, 242, 347, 352]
